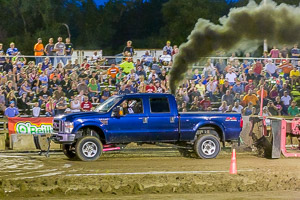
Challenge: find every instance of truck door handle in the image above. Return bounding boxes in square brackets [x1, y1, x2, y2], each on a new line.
[140, 117, 148, 124]
[170, 117, 175, 123]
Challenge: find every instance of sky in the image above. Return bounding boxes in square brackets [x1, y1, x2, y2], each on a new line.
[93, 0, 110, 6]
[93, 0, 240, 7]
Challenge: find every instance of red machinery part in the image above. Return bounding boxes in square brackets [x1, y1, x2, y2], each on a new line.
[280, 118, 300, 158]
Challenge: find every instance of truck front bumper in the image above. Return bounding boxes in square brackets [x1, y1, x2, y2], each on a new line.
[51, 133, 76, 144]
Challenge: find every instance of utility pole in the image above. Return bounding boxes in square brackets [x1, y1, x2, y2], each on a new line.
[263, 0, 268, 52]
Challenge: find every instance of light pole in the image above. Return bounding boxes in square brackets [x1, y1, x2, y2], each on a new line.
[263, 0, 268, 52]
[62, 23, 71, 39]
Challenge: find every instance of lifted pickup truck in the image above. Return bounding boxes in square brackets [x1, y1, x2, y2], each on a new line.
[52, 93, 243, 161]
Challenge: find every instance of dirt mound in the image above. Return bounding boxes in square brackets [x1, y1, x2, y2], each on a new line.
[1, 170, 299, 198]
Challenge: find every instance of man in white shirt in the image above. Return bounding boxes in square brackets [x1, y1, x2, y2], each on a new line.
[225, 68, 237, 85]
[160, 51, 172, 65]
[265, 58, 278, 78]
[232, 101, 243, 113]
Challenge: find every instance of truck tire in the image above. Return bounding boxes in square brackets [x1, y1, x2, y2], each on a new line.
[194, 134, 220, 159]
[62, 144, 78, 160]
[75, 136, 103, 161]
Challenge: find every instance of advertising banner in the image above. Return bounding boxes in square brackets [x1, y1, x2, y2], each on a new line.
[8, 117, 54, 135]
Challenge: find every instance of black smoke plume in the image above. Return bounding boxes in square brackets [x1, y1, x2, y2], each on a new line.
[170, 0, 300, 94]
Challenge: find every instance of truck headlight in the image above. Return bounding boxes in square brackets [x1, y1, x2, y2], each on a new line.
[64, 122, 74, 133]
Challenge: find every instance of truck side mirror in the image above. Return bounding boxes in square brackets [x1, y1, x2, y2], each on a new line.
[112, 106, 123, 117]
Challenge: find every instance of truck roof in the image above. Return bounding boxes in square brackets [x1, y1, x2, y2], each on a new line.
[118, 93, 174, 97]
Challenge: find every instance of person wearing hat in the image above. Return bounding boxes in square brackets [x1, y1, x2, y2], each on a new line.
[4, 101, 19, 118]
[34, 38, 44, 65]
[163, 41, 172, 56]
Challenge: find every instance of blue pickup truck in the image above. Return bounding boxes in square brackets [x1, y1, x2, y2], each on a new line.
[52, 93, 243, 161]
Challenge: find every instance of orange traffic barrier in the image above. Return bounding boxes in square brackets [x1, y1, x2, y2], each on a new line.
[230, 149, 237, 174]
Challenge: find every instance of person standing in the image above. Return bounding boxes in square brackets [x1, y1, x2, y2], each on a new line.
[54, 37, 65, 65]
[6, 42, 18, 57]
[34, 38, 44, 65]
[123, 40, 134, 56]
[64, 37, 73, 64]
[4, 101, 19, 118]
[45, 38, 55, 65]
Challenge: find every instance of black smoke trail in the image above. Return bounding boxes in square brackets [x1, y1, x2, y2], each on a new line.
[170, 0, 300, 94]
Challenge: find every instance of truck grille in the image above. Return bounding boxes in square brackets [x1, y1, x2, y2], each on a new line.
[53, 120, 63, 133]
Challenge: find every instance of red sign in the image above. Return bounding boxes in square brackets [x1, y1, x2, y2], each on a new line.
[8, 117, 54, 135]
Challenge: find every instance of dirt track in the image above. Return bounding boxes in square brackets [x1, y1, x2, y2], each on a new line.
[0, 146, 300, 199]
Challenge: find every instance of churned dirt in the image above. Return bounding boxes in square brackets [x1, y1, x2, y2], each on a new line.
[0, 146, 300, 199]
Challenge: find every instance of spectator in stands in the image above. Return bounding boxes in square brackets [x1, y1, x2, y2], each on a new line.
[100, 86, 111, 103]
[232, 79, 244, 94]
[6, 42, 18, 56]
[70, 96, 81, 112]
[0, 89, 6, 112]
[277, 60, 294, 80]
[232, 101, 243, 113]
[163, 41, 172, 56]
[269, 46, 280, 59]
[267, 100, 280, 116]
[219, 101, 228, 113]
[243, 102, 255, 116]
[44, 38, 55, 65]
[88, 78, 100, 103]
[17, 93, 30, 115]
[56, 97, 67, 115]
[32, 102, 41, 117]
[253, 59, 263, 77]
[4, 101, 19, 117]
[160, 51, 172, 66]
[107, 64, 119, 85]
[291, 44, 299, 66]
[145, 82, 156, 93]
[77, 79, 88, 95]
[215, 59, 226, 75]
[54, 37, 65, 65]
[123, 40, 134, 56]
[290, 66, 300, 88]
[269, 85, 279, 102]
[288, 100, 299, 116]
[81, 96, 92, 112]
[120, 57, 135, 74]
[281, 91, 292, 115]
[34, 38, 44, 65]
[38, 86, 50, 106]
[53, 85, 65, 101]
[6, 91, 17, 108]
[225, 68, 237, 85]
[199, 94, 211, 111]
[141, 51, 153, 66]
[64, 37, 73, 63]
[3, 57, 13, 73]
[243, 89, 259, 107]
[222, 90, 234, 106]
[265, 58, 278, 78]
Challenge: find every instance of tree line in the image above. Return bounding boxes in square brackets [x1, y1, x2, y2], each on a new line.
[0, 0, 299, 56]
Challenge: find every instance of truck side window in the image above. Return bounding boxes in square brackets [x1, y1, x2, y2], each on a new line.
[150, 98, 170, 113]
[121, 98, 143, 115]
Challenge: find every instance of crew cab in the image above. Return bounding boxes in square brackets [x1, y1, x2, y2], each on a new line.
[52, 93, 243, 161]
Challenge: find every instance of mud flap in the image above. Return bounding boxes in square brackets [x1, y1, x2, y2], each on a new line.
[271, 120, 281, 159]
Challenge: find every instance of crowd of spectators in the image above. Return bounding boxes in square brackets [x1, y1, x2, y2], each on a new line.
[0, 38, 299, 118]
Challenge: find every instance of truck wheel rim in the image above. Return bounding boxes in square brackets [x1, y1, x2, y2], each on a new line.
[82, 142, 98, 158]
[201, 140, 216, 156]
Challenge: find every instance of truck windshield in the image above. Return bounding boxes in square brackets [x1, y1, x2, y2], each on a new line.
[95, 96, 122, 113]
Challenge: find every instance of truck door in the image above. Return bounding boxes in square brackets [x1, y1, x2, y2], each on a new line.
[147, 97, 179, 141]
[107, 97, 149, 143]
